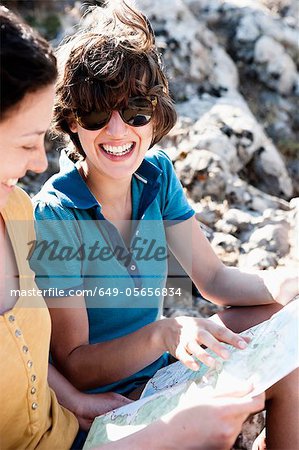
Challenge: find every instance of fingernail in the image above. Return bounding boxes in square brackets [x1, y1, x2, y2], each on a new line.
[238, 340, 247, 349]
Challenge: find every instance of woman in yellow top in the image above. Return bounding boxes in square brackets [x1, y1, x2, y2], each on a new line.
[0, 5, 264, 450]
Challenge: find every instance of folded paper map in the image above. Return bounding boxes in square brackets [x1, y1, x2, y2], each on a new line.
[83, 299, 299, 449]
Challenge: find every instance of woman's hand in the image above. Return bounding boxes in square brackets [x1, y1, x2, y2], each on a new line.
[48, 363, 132, 431]
[72, 391, 132, 431]
[159, 316, 249, 370]
[162, 384, 265, 450]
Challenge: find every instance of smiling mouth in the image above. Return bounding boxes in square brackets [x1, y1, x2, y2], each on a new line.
[100, 143, 134, 156]
[2, 178, 18, 188]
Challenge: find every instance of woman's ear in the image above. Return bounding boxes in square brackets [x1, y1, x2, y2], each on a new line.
[69, 120, 78, 133]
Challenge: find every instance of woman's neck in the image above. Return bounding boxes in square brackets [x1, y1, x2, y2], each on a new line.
[78, 160, 132, 221]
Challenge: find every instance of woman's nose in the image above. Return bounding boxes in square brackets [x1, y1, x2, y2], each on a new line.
[28, 144, 48, 174]
[105, 111, 128, 138]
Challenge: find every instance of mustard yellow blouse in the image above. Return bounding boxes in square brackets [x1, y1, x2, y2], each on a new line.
[0, 187, 78, 449]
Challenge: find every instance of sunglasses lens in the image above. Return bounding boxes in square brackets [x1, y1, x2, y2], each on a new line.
[122, 97, 154, 126]
[75, 97, 156, 130]
[77, 110, 110, 130]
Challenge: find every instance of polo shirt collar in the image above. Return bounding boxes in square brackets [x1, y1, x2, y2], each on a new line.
[45, 150, 162, 210]
[135, 157, 162, 185]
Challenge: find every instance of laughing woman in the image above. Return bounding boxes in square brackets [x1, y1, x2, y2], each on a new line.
[29, 2, 298, 449]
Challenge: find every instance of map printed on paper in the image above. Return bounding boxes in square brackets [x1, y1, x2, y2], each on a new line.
[83, 299, 299, 449]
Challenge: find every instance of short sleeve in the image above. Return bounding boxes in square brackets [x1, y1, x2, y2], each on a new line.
[153, 150, 195, 221]
[29, 201, 83, 297]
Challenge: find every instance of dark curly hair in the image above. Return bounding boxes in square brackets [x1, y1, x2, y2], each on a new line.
[0, 5, 57, 120]
[53, 1, 177, 160]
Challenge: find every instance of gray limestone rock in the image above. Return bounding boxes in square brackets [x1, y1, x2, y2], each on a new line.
[211, 232, 241, 266]
[239, 248, 279, 269]
[175, 149, 227, 201]
[254, 35, 297, 94]
[246, 223, 290, 257]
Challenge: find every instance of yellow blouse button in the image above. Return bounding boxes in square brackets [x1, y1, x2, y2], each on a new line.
[27, 360, 33, 369]
[15, 329, 22, 337]
[31, 402, 38, 410]
[31, 375, 36, 382]
[8, 315, 15, 322]
[31, 387, 36, 395]
[22, 345, 29, 353]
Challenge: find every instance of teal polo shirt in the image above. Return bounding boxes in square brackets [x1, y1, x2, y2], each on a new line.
[30, 149, 195, 395]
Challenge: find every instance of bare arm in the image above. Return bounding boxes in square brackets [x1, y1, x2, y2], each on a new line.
[48, 293, 248, 387]
[167, 217, 298, 307]
[47, 296, 168, 390]
[48, 363, 80, 412]
[48, 364, 131, 430]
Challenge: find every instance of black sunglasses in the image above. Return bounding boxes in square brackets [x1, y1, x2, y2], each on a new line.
[74, 96, 157, 131]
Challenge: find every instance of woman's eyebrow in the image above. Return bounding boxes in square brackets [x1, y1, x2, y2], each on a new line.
[20, 130, 46, 137]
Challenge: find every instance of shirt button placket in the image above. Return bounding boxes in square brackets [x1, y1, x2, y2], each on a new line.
[27, 360, 33, 369]
[29, 367, 38, 411]
[15, 329, 22, 337]
[7, 313, 39, 414]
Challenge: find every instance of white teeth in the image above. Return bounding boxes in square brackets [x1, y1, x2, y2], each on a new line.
[4, 178, 18, 187]
[101, 143, 133, 155]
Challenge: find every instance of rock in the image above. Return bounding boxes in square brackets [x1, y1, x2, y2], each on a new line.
[221, 175, 290, 213]
[233, 412, 265, 450]
[220, 208, 258, 232]
[254, 35, 297, 94]
[181, 0, 298, 193]
[211, 232, 241, 265]
[246, 223, 290, 257]
[164, 290, 193, 310]
[165, 308, 203, 319]
[170, 96, 293, 198]
[224, 177, 253, 209]
[242, 146, 294, 200]
[288, 197, 299, 262]
[236, 14, 261, 42]
[190, 198, 225, 228]
[138, 0, 239, 92]
[175, 150, 227, 201]
[287, 159, 299, 197]
[193, 297, 224, 317]
[239, 248, 278, 269]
